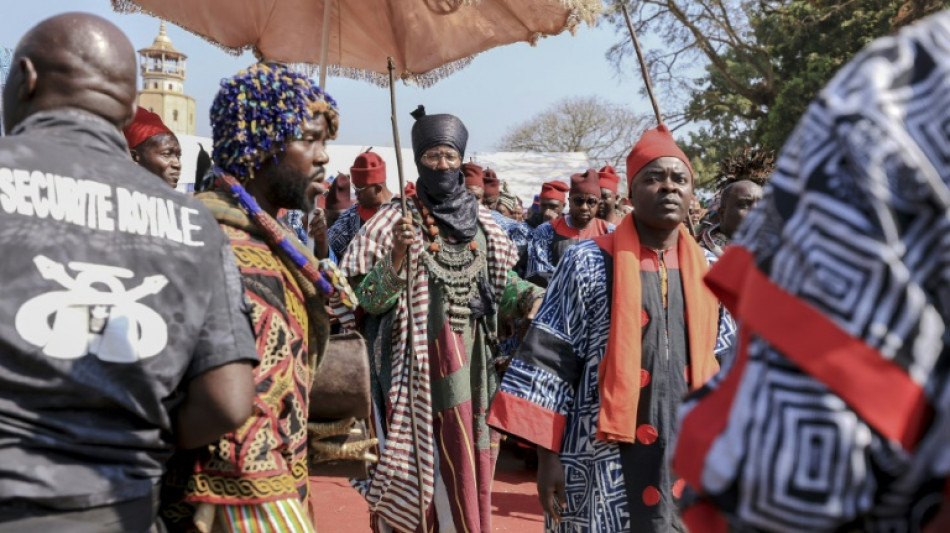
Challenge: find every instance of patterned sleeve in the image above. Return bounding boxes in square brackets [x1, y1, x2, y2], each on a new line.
[281, 209, 308, 244]
[491, 211, 533, 252]
[488, 242, 599, 452]
[356, 254, 406, 315]
[507, 221, 532, 250]
[338, 205, 400, 277]
[327, 206, 359, 259]
[339, 205, 410, 316]
[704, 248, 737, 363]
[498, 270, 545, 319]
[525, 222, 555, 286]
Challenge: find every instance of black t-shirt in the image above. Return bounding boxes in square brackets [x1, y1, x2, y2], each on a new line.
[0, 110, 258, 510]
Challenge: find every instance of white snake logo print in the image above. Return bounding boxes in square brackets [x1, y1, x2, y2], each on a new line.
[15, 255, 169, 361]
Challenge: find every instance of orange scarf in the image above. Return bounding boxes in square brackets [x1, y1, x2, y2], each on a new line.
[596, 215, 721, 443]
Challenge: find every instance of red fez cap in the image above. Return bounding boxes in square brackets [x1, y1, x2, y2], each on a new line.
[483, 168, 500, 196]
[539, 180, 570, 202]
[350, 150, 387, 188]
[625, 124, 693, 195]
[123, 107, 174, 149]
[462, 162, 484, 188]
[326, 173, 354, 211]
[404, 182, 417, 197]
[598, 165, 620, 194]
[570, 169, 601, 197]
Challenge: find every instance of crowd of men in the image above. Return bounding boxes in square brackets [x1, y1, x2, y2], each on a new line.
[3, 9, 950, 533]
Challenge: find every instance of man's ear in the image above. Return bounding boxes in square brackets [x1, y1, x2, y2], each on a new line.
[18, 57, 38, 99]
[129, 149, 140, 163]
[120, 103, 138, 131]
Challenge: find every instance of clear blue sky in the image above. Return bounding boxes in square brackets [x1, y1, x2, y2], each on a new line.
[1, 1, 657, 154]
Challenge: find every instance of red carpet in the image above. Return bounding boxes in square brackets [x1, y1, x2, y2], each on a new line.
[309, 450, 543, 531]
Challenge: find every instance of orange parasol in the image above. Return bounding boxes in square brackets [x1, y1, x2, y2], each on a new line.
[111, 0, 602, 87]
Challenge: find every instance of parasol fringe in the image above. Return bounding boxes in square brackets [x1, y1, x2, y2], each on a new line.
[559, 0, 603, 27]
[113, 0, 602, 88]
[291, 0, 600, 85]
[111, 0, 249, 58]
[287, 56, 479, 89]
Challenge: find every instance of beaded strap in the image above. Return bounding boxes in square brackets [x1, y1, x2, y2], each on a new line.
[217, 172, 357, 309]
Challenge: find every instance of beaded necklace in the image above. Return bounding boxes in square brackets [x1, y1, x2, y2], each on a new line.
[412, 196, 486, 332]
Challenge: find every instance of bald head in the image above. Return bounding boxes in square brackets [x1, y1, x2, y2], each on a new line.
[3, 13, 137, 133]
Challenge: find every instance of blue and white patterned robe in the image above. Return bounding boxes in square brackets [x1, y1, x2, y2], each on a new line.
[675, 13, 950, 532]
[488, 238, 733, 532]
[327, 204, 363, 260]
[526, 216, 615, 286]
[489, 209, 532, 277]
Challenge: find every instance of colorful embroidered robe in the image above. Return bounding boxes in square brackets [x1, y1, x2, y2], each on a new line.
[162, 191, 330, 531]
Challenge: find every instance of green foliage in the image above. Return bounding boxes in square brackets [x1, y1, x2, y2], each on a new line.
[752, 0, 920, 151]
[612, 0, 949, 188]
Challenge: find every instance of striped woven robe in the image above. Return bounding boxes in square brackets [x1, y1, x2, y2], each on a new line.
[339, 203, 541, 533]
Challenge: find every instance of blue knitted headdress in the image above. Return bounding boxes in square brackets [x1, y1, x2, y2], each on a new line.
[211, 62, 339, 180]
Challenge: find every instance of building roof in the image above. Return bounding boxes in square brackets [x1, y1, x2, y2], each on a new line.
[138, 22, 186, 58]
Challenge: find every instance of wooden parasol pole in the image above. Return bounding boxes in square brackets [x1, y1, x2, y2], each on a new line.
[387, 56, 429, 533]
[619, 1, 662, 125]
[388, 58, 410, 219]
[319, 0, 332, 88]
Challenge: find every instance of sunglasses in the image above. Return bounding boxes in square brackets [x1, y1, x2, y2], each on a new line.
[570, 197, 600, 208]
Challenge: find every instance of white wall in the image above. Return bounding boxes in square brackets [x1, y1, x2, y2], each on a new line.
[175, 136, 590, 204]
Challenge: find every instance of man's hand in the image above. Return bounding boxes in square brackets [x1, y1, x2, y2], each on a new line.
[309, 208, 329, 243]
[527, 296, 543, 321]
[537, 446, 567, 522]
[391, 216, 416, 271]
[309, 208, 331, 259]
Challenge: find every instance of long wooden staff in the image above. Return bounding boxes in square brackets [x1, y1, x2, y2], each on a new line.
[619, 1, 661, 125]
[619, 2, 698, 236]
[387, 56, 429, 533]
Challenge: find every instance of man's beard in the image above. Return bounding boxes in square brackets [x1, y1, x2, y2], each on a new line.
[270, 165, 316, 212]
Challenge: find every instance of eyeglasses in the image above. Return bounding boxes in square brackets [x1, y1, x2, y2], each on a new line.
[353, 183, 380, 194]
[570, 197, 600, 208]
[421, 150, 461, 168]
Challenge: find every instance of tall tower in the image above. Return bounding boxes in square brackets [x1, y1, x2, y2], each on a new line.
[136, 22, 196, 136]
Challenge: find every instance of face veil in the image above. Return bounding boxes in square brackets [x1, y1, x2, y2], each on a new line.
[410, 105, 479, 242]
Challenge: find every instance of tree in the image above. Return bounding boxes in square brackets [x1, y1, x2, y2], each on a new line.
[605, 0, 773, 126]
[754, 0, 946, 149]
[606, 0, 948, 185]
[496, 96, 650, 171]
